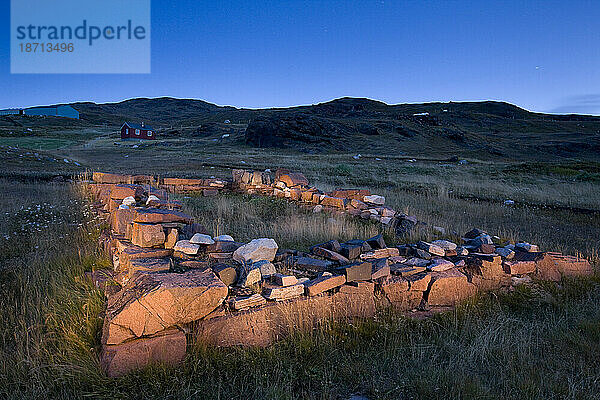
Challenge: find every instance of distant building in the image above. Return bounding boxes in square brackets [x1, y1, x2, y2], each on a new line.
[120, 122, 156, 140]
[23, 105, 79, 119]
[0, 109, 22, 116]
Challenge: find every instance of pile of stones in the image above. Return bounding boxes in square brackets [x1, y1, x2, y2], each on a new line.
[86, 171, 593, 377]
[232, 168, 419, 230]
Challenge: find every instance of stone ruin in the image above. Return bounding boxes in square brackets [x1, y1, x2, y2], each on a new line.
[85, 170, 594, 377]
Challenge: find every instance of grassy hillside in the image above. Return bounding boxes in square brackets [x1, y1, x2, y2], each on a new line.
[2, 97, 600, 161]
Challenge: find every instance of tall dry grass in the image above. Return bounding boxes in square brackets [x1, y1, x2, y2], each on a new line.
[182, 194, 379, 250]
[0, 180, 109, 398]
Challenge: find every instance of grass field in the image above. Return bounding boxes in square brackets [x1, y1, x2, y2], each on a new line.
[1, 133, 600, 399]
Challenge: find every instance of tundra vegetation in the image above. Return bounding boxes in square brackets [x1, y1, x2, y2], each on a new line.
[0, 118, 599, 399]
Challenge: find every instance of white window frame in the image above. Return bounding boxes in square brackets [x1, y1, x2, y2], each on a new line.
[148, 131, 153, 136]
[135, 129, 140, 135]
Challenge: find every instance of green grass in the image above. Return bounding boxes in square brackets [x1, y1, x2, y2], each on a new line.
[0, 136, 76, 150]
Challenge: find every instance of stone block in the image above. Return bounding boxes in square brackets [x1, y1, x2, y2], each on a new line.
[212, 263, 238, 286]
[262, 283, 304, 301]
[337, 261, 372, 282]
[112, 208, 137, 235]
[101, 327, 186, 377]
[371, 259, 390, 279]
[272, 273, 298, 287]
[426, 269, 477, 306]
[305, 274, 346, 296]
[131, 222, 165, 248]
[278, 172, 308, 187]
[233, 238, 278, 263]
[366, 234, 386, 250]
[310, 246, 349, 264]
[237, 264, 262, 287]
[228, 294, 266, 311]
[165, 228, 178, 249]
[503, 260, 536, 275]
[320, 196, 347, 208]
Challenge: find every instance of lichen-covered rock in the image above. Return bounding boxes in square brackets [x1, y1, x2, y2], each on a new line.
[363, 195, 385, 205]
[131, 223, 165, 248]
[190, 233, 215, 245]
[173, 240, 200, 255]
[253, 260, 276, 279]
[103, 268, 227, 345]
[214, 234, 234, 242]
[431, 240, 457, 251]
[427, 258, 455, 272]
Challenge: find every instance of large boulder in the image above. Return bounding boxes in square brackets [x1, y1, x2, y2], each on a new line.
[233, 238, 278, 264]
[103, 268, 228, 345]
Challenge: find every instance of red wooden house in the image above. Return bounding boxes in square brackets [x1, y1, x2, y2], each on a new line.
[120, 122, 156, 140]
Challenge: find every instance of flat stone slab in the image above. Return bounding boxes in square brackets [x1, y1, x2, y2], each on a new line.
[133, 208, 193, 224]
[293, 256, 335, 272]
[228, 294, 267, 311]
[103, 268, 228, 345]
[305, 274, 346, 296]
[93, 172, 133, 184]
[390, 264, 426, 277]
[311, 246, 349, 264]
[126, 258, 171, 283]
[263, 283, 304, 301]
[173, 240, 200, 255]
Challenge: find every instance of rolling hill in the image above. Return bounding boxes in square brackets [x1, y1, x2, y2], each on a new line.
[2, 97, 600, 160]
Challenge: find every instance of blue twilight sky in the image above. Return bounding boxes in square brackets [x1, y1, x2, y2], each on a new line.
[1, 0, 599, 114]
